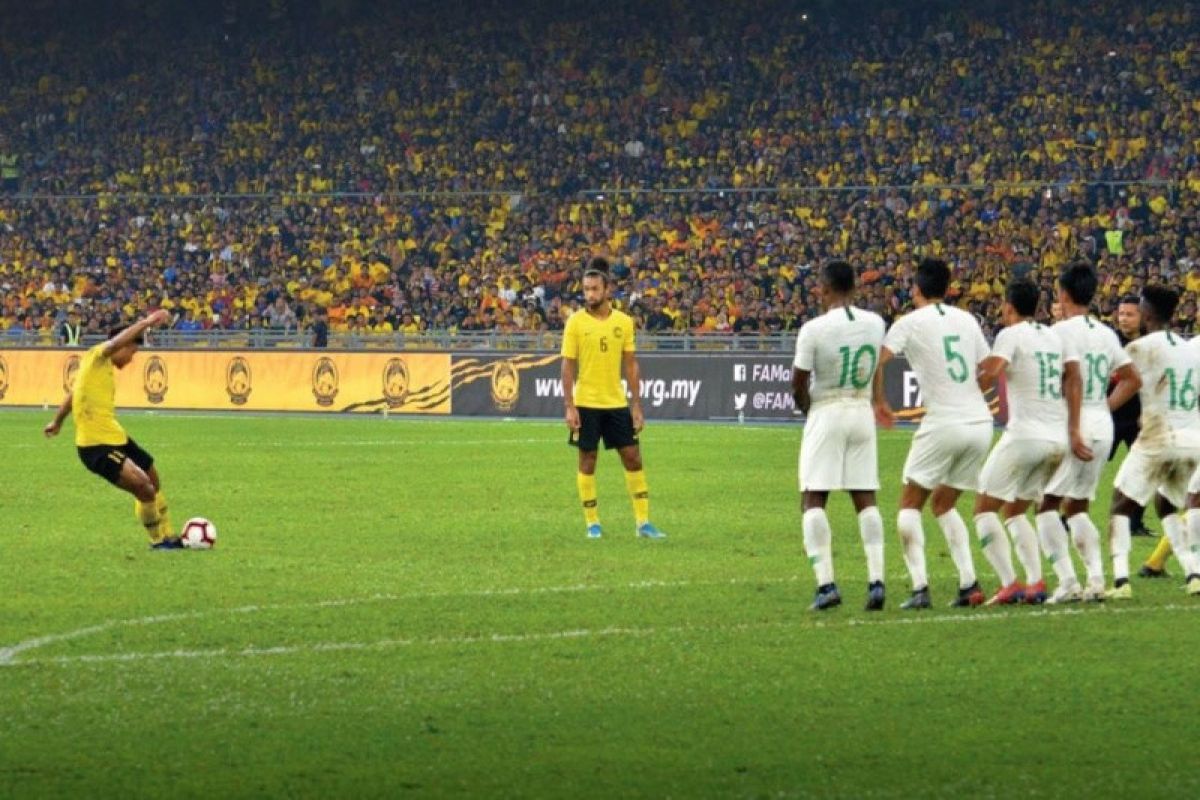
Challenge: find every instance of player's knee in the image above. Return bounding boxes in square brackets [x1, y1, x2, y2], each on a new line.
[133, 481, 156, 503]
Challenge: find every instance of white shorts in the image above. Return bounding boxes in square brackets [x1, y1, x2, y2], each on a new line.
[1190, 462, 1200, 496]
[1044, 434, 1113, 501]
[978, 434, 1067, 503]
[799, 402, 878, 492]
[1114, 440, 1200, 509]
[902, 421, 994, 492]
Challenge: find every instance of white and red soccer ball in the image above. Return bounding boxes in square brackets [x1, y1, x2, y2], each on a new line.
[180, 517, 218, 549]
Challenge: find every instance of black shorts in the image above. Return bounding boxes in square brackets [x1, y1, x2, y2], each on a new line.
[570, 407, 638, 452]
[77, 438, 155, 486]
[1109, 423, 1139, 461]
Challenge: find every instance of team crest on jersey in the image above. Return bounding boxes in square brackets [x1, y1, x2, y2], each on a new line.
[312, 357, 339, 407]
[143, 356, 168, 404]
[62, 355, 81, 395]
[490, 359, 520, 412]
[0, 355, 8, 400]
[382, 358, 409, 408]
[225, 357, 252, 406]
[613, 327, 624, 339]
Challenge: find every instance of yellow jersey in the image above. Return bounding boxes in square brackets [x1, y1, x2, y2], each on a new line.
[72, 344, 128, 447]
[561, 307, 635, 409]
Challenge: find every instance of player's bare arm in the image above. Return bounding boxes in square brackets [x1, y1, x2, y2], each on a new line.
[1106, 363, 1142, 413]
[561, 356, 580, 431]
[101, 308, 171, 358]
[976, 354, 1006, 391]
[623, 350, 644, 433]
[871, 346, 895, 427]
[43, 392, 73, 437]
[792, 367, 812, 415]
[1062, 360, 1093, 461]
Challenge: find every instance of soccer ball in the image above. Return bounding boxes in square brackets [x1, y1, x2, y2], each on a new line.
[180, 517, 218, 549]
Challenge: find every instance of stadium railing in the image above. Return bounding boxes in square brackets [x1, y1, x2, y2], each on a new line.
[0, 330, 795, 352]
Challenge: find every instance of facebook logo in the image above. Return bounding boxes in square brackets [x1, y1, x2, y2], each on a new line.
[733, 364, 747, 382]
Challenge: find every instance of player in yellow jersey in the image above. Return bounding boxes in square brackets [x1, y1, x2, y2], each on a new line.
[561, 259, 665, 539]
[43, 310, 183, 549]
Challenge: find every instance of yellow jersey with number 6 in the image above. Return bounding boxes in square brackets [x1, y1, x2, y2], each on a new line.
[72, 344, 128, 447]
[561, 308, 635, 409]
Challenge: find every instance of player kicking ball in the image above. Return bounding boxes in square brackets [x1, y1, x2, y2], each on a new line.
[974, 281, 1090, 605]
[43, 310, 181, 548]
[561, 259, 665, 540]
[1107, 287, 1200, 599]
[791, 261, 887, 611]
[1037, 263, 1141, 603]
[872, 259, 992, 610]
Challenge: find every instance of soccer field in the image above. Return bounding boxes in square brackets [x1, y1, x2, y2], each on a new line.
[1, 409, 1196, 799]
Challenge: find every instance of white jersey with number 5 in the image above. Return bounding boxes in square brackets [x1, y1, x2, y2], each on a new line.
[1126, 331, 1200, 445]
[1050, 315, 1130, 441]
[793, 305, 886, 405]
[883, 302, 991, 429]
[991, 320, 1078, 442]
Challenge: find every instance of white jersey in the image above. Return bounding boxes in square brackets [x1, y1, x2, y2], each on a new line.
[883, 302, 991, 428]
[1051, 315, 1130, 437]
[1125, 331, 1200, 445]
[793, 305, 886, 405]
[992, 320, 1077, 442]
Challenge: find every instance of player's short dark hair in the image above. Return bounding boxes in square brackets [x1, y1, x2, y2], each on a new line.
[107, 324, 145, 345]
[822, 260, 855, 294]
[1006, 280, 1040, 317]
[1140, 285, 1179, 324]
[1058, 261, 1098, 306]
[914, 258, 950, 300]
[1117, 294, 1141, 307]
[583, 256, 610, 285]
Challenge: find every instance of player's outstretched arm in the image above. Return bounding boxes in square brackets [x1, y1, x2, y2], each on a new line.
[102, 309, 172, 358]
[1062, 360, 1093, 461]
[871, 346, 896, 427]
[44, 393, 72, 437]
[1106, 363, 1142, 414]
[623, 351, 644, 432]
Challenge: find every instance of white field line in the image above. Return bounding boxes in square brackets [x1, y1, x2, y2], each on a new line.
[4, 599, 1198, 670]
[0, 575, 804, 665]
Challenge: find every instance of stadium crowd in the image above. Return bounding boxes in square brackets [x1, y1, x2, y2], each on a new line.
[1, 0, 1199, 341]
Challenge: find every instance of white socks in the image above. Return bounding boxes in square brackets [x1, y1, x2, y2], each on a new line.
[1163, 513, 1200, 576]
[1187, 510, 1200, 576]
[1006, 515, 1043, 584]
[1067, 512, 1104, 585]
[803, 508, 835, 586]
[858, 506, 886, 584]
[1110, 515, 1132, 583]
[897, 508, 928, 590]
[1035, 511, 1076, 585]
[975, 511, 1017, 586]
[936, 509, 977, 589]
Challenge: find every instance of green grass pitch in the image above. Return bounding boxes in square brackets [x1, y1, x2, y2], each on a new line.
[1, 409, 1197, 799]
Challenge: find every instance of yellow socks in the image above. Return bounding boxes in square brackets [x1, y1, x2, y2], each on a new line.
[1145, 536, 1173, 571]
[155, 492, 173, 540]
[624, 469, 650, 526]
[577, 473, 599, 525]
[135, 498, 163, 542]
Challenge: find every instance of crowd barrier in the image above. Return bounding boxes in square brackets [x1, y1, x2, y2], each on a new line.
[0, 348, 1004, 422]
